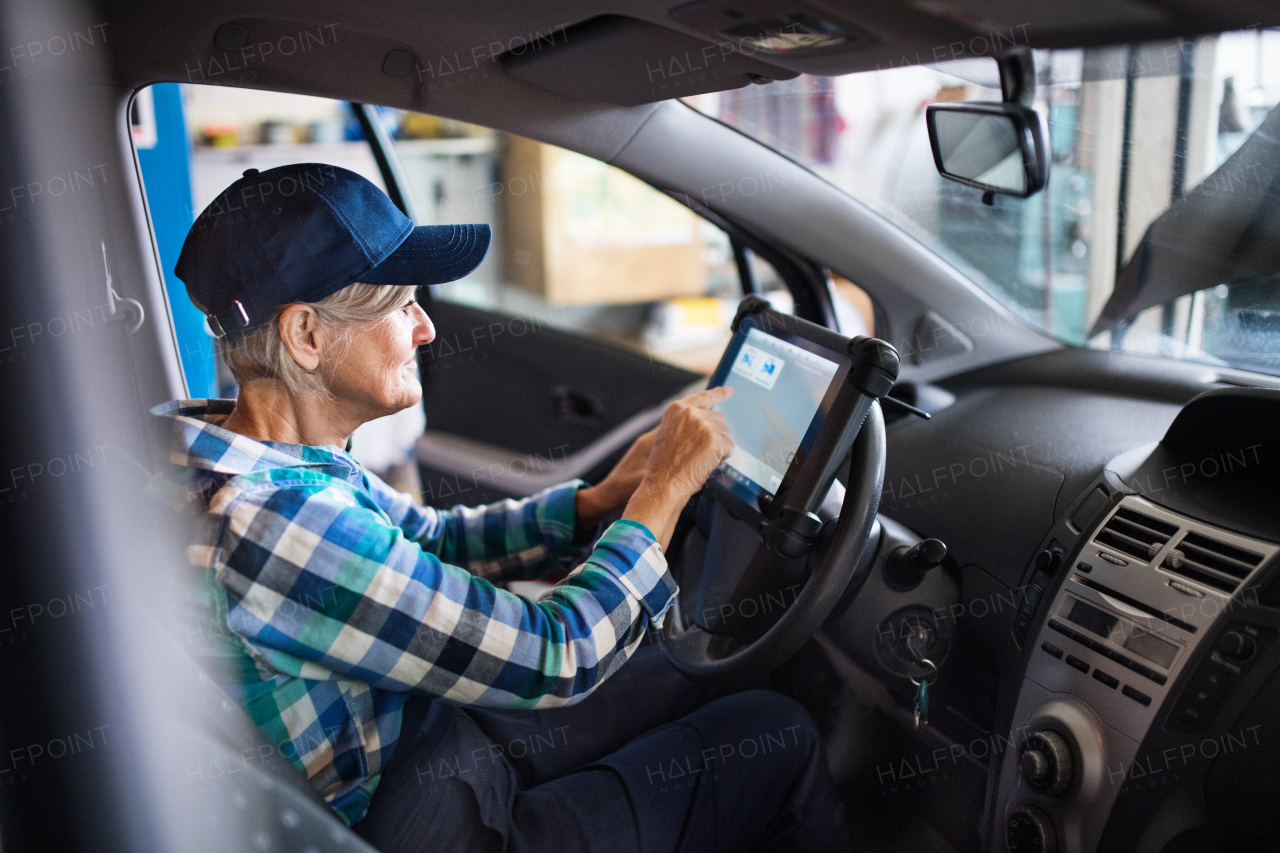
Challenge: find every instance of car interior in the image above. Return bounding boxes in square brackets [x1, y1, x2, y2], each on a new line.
[1, 1, 1279, 851]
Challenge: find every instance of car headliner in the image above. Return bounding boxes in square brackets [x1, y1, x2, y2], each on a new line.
[100, 1, 1280, 150]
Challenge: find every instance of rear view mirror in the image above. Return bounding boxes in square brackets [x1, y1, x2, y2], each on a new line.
[925, 102, 1048, 199]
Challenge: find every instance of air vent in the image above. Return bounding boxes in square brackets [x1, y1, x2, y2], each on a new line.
[1093, 507, 1178, 562]
[1161, 532, 1265, 594]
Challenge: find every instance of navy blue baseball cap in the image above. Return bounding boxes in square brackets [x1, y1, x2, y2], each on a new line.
[175, 163, 490, 339]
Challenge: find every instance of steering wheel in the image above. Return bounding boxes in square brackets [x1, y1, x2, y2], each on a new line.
[659, 402, 886, 679]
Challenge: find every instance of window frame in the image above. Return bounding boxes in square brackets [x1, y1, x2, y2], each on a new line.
[360, 105, 846, 333]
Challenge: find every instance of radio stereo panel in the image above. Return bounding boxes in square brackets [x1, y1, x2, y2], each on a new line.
[1026, 495, 1277, 742]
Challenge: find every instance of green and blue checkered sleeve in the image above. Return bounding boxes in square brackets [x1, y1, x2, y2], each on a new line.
[364, 470, 583, 583]
[209, 476, 675, 707]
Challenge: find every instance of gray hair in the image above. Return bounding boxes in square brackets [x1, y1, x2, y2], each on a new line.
[217, 282, 418, 395]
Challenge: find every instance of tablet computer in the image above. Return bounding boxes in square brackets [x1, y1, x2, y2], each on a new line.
[707, 309, 854, 518]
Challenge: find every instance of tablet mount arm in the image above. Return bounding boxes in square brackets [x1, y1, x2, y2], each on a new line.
[730, 297, 900, 559]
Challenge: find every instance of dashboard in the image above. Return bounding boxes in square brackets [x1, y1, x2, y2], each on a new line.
[827, 350, 1280, 853]
[1000, 493, 1276, 853]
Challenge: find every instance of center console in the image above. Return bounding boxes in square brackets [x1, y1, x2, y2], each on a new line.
[992, 492, 1277, 853]
[985, 388, 1280, 853]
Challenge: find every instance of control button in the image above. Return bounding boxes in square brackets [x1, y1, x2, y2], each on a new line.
[1006, 805, 1056, 853]
[1083, 636, 1111, 657]
[1201, 665, 1237, 692]
[1178, 704, 1207, 726]
[1075, 561, 1093, 573]
[1168, 579, 1204, 598]
[1047, 620, 1075, 642]
[1020, 748, 1049, 783]
[1185, 680, 1224, 708]
[1092, 669, 1119, 689]
[1122, 685, 1152, 706]
[1014, 585, 1046, 638]
[1098, 552, 1128, 566]
[1122, 657, 1147, 675]
[1208, 651, 1243, 677]
[1034, 550, 1060, 573]
[1041, 642, 1063, 659]
[1065, 654, 1089, 673]
[1217, 630, 1257, 663]
[1178, 665, 1235, 718]
[1019, 731, 1074, 795]
[1045, 619, 1165, 682]
[1123, 658, 1168, 685]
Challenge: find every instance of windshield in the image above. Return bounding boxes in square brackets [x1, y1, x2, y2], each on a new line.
[687, 28, 1280, 376]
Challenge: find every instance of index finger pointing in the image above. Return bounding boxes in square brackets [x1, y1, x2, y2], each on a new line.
[682, 385, 734, 409]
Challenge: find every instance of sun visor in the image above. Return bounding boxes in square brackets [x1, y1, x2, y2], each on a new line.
[499, 15, 799, 107]
[1091, 102, 1280, 336]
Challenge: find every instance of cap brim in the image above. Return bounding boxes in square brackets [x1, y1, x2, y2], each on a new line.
[359, 223, 491, 286]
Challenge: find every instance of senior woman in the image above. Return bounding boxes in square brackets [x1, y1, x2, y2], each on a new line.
[158, 163, 851, 853]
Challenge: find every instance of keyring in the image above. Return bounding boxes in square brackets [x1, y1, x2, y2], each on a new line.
[908, 658, 938, 685]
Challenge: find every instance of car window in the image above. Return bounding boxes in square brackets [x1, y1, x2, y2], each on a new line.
[379, 112, 812, 373]
[136, 84, 876, 393]
[687, 28, 1280, 376]
[135, 85, 811, 385]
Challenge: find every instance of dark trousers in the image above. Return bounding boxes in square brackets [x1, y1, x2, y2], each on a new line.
[354, 646, 853, 853]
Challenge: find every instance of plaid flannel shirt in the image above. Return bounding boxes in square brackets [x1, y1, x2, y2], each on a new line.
[150, 400, 675, 826]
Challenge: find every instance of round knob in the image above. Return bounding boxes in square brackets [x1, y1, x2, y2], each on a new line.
[1217, 630, 1256, 662]
[915, 538, 948, 566]
[1019, 731, 1073, 795]
[1034, 549, 1060, 573]
[884, 538, 947, 590]
[1006, 805, 1056, 853]
[1020, 748, 1049, 781]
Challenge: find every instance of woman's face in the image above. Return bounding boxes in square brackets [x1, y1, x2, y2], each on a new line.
[325, 296, 435, 421]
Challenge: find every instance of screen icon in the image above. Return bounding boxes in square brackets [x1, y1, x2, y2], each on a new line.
[732, 343, 785, 390]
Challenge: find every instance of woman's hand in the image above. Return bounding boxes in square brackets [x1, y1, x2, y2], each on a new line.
[622, 386, 735, 550]
[574, 427, 657, 527]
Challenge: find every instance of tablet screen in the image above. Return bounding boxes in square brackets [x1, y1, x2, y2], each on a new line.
[710, 325, 845, 508]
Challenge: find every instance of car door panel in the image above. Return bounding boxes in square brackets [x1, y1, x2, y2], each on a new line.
[416, 300, 702, 506]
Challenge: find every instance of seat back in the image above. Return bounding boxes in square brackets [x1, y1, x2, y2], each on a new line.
[112, 441, 381, 851]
